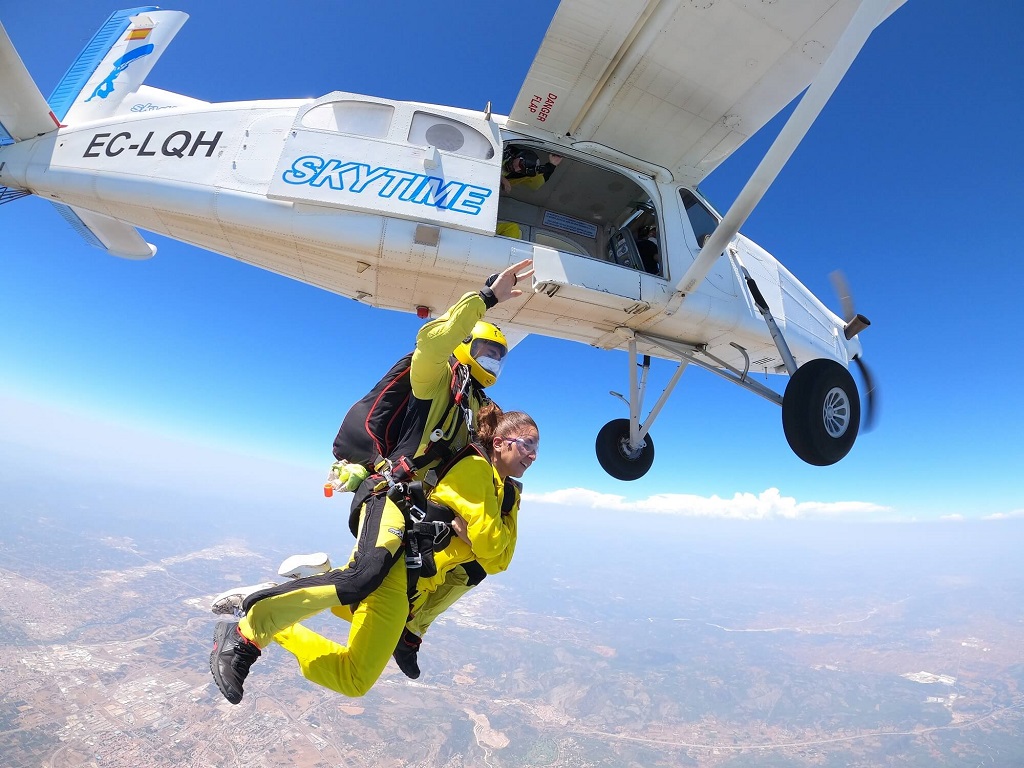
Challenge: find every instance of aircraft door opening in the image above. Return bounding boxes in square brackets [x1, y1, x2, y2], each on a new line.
[497, 142, 668, 315]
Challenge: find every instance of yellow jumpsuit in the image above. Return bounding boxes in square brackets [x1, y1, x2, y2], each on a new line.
[403, 290, 504, 637]
[243, 452, 517, 697]
[497, 163, 551, 240]
[409, 290, 491, 457]
[237, 291, 495, 697]
[408, 457, 519, 633]
[239, 497, 408, 697]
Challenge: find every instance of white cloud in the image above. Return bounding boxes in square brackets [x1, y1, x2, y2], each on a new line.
[523, 486, 891, 521]
[981, 509, 1024, 521]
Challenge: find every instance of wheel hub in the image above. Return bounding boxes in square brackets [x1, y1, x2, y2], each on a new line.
[618, 436, 647, 461]
[822, 386, 850, 438]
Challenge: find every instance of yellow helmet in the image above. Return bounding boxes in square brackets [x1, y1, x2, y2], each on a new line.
[453, 321, 508, 387]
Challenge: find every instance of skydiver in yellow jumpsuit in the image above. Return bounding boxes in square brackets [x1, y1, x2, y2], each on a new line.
[209, 405, 538, 702]
[209, 260, 534, 704]
[496, 146, 563, 240]
[399, 410, 535, 666]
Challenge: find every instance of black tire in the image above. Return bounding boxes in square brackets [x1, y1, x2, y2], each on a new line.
[782, 359, 860, 466]
[595, 418, 655, 480]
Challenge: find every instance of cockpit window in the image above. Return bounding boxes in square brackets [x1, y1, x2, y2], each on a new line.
[680, 188, 719, 246]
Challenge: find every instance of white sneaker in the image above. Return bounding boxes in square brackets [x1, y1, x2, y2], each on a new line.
[277, 552, 331, 579]
[210, 582, 276, 616]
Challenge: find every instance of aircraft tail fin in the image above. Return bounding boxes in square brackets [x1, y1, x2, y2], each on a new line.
[0, 20, 61, 143]
[49, 7, 189, 125]
[51, 203, 156, 260]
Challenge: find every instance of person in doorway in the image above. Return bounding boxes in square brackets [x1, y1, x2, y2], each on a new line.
[496, 146, 563, 239]
[500, 146, 562, 193]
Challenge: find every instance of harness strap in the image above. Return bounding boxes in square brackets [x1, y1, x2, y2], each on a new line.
[350, 363, 489, 593]
[410, 362, 479, 471]
[502, 478, 521, 515]
[382, 442, 488, 596]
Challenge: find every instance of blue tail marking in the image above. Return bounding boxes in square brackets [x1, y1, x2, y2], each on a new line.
[47, 6, 158, 121]
[85, 44, 155, 102]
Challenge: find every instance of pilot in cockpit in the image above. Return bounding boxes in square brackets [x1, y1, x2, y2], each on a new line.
[635, 223, 661, 276]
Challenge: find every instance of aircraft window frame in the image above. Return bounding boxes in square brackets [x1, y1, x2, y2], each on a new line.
[300, 100, 394, 138]
[679, 188, 719, 248]
[408, 112, 495, 160]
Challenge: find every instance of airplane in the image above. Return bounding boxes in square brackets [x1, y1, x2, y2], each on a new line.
[0, 1, 898, 481]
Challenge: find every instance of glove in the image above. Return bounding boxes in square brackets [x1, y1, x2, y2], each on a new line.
[324, 460, 369, 497]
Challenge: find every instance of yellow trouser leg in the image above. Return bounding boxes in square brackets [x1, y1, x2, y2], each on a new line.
[240, 584, 342, 647]
[272, 555, 409, 697]
[407, 565, 473, 637]
[239, 496, 405, 648]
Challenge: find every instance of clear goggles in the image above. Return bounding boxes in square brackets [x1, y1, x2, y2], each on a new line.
[504, 436, 539, 456]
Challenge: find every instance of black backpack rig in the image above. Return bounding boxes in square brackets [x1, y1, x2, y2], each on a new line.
[331, 352, 489, 588]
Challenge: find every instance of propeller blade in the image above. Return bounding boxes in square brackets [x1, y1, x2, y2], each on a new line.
[829, 270, 854, 321]
[853, 355, 879, 431]
[832, 272, 877, 429]
[830, 269, 871, 339]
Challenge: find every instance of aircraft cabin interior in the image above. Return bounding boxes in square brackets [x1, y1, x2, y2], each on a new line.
[496, 144, 666, 279]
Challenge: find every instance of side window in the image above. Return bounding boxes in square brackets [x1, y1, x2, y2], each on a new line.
[679, 188, 719, 246]
[408, 112, 495, 159]
[300, 101, 394, 137]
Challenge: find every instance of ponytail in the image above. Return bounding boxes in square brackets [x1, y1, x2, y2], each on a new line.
[475, 400, 503, 454]
[483, 410, 538, 461]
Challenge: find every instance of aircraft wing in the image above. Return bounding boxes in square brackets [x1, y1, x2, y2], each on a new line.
[507, 0, 907, 184]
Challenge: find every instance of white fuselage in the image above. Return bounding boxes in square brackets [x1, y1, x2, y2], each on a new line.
[0, 91, 858, 377]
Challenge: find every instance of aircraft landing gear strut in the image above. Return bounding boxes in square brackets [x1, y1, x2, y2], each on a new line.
[597, 335, 687, 481]
[733, 250, 861, 466]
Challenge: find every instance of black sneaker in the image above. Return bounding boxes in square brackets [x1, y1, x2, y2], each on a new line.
[392, 629, 422, 680]
[210, 621, 261, 704]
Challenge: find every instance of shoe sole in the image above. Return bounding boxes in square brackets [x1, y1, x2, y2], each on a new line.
[210, 622, 242, 705]
[277, 552, 331, 579]
[210, 582, 277, 616]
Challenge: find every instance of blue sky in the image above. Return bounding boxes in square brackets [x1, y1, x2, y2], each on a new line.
[1, 1, 1021, 521]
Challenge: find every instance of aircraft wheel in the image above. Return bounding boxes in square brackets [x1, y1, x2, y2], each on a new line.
[782, 359, 860, 466]
[595, 418, 655, 481]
